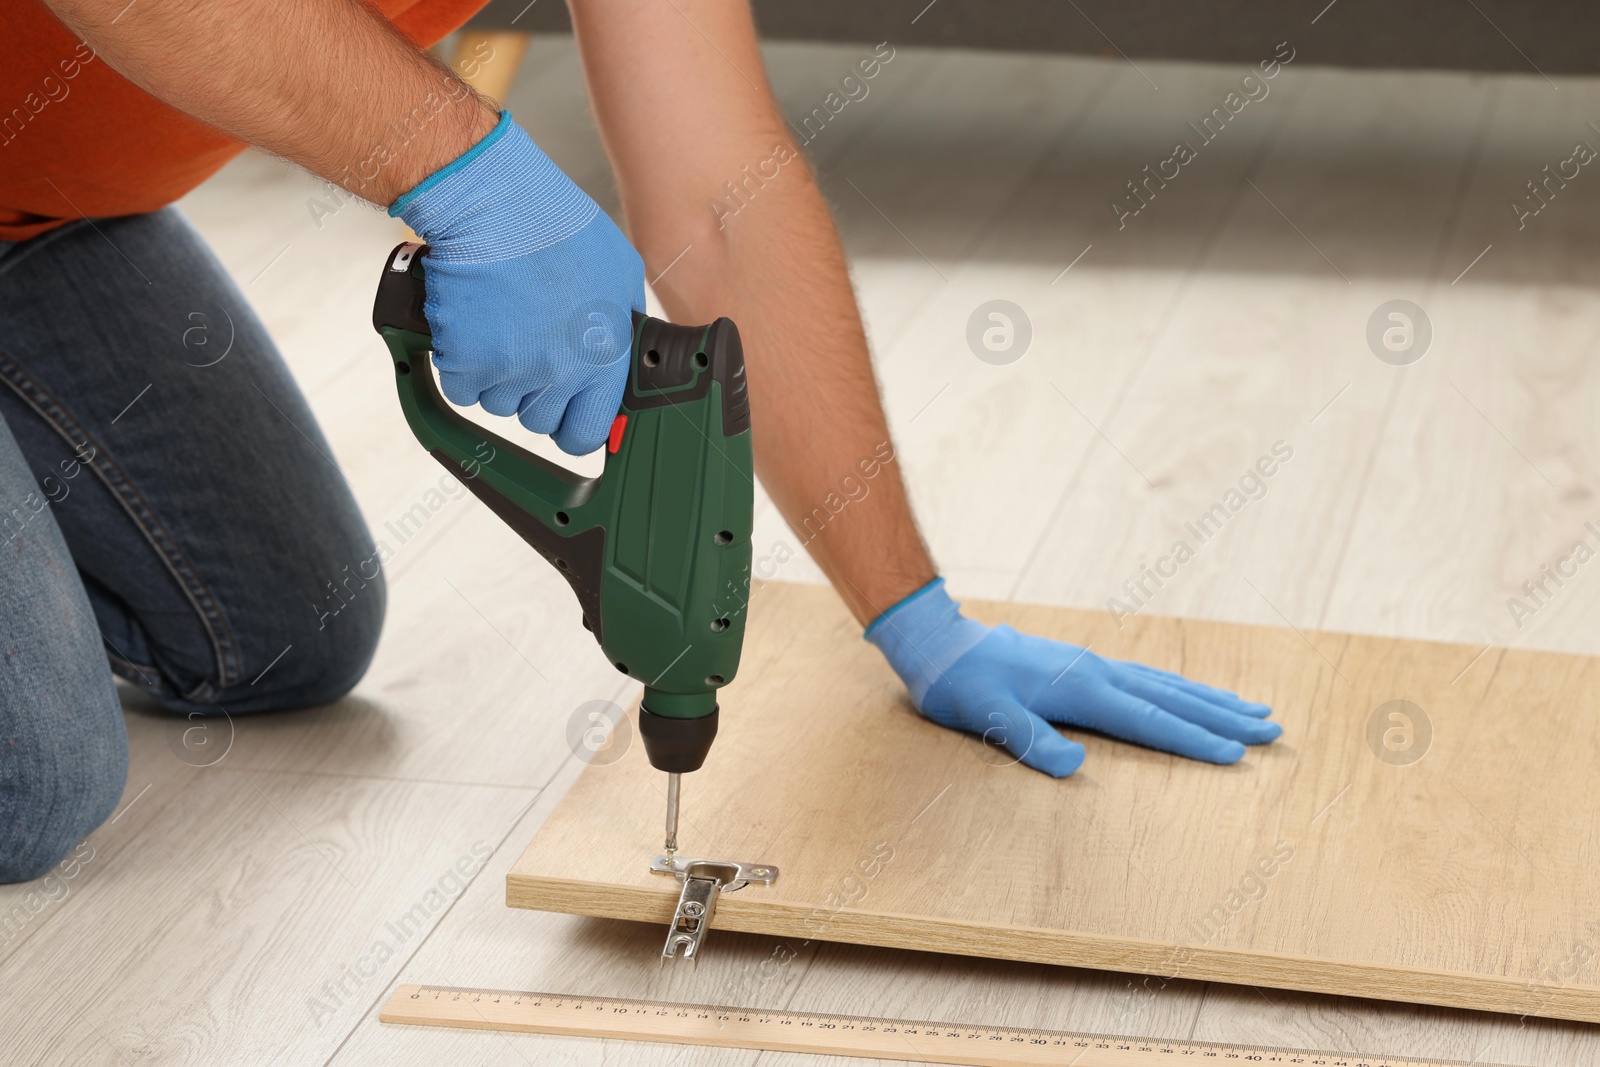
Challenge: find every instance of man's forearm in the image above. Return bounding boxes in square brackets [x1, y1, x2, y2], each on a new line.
[659, 163, 937, 625]
[41, 0, 496, 205]
[569, 0, 937, 625]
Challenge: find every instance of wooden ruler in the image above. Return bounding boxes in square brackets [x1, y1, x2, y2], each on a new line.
[380, 984, 1505, 1067]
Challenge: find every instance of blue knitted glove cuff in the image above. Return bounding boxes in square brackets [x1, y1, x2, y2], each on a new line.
[389, 110, 599, 264]
[864, 578, 989, 707]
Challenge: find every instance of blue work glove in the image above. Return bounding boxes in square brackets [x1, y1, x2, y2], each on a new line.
[390, 111, 646, 455]
[865, 579, 1281, 776]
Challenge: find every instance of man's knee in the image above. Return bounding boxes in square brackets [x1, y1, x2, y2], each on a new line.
[302, 561, 386, 705]
[253, 562, 387, 710]
[0, 692, 128, 884]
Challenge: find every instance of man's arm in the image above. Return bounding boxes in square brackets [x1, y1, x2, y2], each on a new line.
[45, 0, 930, 622]
[43, 0, 646, 457]
[40, 0, 495, 207]
[569, 0, 1283, 776]
[47, 0, 1279, 773]
[566, 0, 937, 626]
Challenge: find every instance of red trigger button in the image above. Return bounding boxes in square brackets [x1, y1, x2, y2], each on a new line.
[607, 414, 628, 454]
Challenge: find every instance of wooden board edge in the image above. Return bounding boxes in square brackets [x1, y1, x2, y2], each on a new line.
[505, 872, 1600, 1024]
[505, 870, 677, 923]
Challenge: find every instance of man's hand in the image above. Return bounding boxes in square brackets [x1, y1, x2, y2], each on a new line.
[391, 114, 646, 454]
[867, 580, 1281, 776]
[42, 0, 646, 455]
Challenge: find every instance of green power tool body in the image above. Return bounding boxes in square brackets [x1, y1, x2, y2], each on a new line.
[372, 242, 753, 859]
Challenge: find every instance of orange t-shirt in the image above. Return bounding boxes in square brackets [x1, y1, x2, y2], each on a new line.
[0, 0, 486, 241]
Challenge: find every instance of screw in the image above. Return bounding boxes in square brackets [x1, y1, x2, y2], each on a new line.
[682, 901, 705, 918]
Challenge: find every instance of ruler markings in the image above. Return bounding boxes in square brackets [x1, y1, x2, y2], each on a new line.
[380, 984, 1508, 1067]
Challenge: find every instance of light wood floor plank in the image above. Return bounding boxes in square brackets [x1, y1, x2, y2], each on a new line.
[0, 713, 533, 1066]
[870, 62, 1313, 601]
[1009, 66, 1497, 627]
[1321, 74, 1600, 654]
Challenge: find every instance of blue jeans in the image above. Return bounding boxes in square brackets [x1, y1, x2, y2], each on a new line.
[0, 208, 385, 882]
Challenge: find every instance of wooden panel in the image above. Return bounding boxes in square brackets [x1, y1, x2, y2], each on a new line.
[509, 581, 1600, 1023]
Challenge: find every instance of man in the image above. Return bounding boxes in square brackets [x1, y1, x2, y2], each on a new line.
[0, 0, 1281, 883]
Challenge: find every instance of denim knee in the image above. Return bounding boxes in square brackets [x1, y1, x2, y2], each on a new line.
[0, 687, 128, 884]
[241, 560, 388, 711]
[296, 561, 387, 707]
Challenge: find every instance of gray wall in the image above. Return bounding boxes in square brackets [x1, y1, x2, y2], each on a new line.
[468, 0, 1596, 75]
